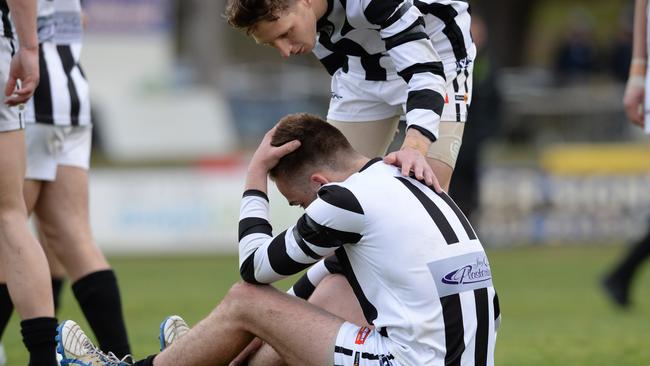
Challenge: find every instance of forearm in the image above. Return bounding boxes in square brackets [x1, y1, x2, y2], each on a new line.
[630, 0, 649, 80]
[6, 0, 38, 50]
[244, 164, 269, 195]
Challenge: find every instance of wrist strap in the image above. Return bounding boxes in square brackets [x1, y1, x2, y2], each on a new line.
[628, 75, 646, 88]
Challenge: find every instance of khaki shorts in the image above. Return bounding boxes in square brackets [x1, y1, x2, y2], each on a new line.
[329, 118, 465, 169]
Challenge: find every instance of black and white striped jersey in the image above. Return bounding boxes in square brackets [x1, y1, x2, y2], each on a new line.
[287, 255, 343, 299]
[313, 0, 474, 141]
[25, 0, 90, 126]
[239, 158, 500, 366]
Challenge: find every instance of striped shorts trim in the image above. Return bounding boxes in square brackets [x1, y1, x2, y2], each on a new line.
[334, 322, 399, 366]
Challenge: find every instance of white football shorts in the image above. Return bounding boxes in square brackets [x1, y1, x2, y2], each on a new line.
[327, 65, 473, 124]
[25, 123, 92, 181]
[334, 323, 401, 366]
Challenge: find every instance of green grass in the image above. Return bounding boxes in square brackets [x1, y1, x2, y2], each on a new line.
[3, 245, 650, 365]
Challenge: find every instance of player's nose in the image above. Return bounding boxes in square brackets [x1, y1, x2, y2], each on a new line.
[273, 41, 292, 58]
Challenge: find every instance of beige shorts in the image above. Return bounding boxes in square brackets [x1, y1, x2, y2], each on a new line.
[329, 118, 465, 169]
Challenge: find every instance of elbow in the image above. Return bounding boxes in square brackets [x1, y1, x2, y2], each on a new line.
[239, 254, 263, 284]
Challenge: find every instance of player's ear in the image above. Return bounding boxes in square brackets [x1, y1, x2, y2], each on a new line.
[300, 0, 313, 9]
[310, 173, 329, 186]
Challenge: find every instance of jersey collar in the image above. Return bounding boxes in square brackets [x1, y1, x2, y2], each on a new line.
[359, 157, 383, 172]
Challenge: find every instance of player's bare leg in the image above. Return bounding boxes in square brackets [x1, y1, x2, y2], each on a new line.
[36, 165, 131, 358]
[32, 166, 110, 281]
[24, 179, 67, 285]
[247, 274, 367, 366]
[0, 130, 54, 319]
[153, 282, 346, 366]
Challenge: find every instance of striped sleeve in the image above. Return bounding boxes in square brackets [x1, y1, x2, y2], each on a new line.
[287, 255, 343, 299]
[239, 185, 365, 284]
[363, 0, 446, 142]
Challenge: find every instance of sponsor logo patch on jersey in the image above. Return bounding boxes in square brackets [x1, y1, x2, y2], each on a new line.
[355, 326, 371, 345]
[428, 252, 493, 297]
[442, 256, 492, 285]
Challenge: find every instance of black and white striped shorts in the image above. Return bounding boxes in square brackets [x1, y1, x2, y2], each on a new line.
[334, 322, 399, 366]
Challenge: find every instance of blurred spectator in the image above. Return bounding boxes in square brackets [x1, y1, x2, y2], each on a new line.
[609, 6, 634, 82]
[449, 14, 501, 220]
[554, 9, 598, 82]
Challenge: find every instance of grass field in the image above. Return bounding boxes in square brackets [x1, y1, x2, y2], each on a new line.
[3, 245, 650, 365]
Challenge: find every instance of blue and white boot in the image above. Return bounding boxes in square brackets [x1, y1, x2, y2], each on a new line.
[158, 315, 189, 351]
[56, 320, 131, 366]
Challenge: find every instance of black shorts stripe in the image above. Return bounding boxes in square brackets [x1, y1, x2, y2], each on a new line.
[335, 248, 378, 324]
[291, 273, 316, 300]
[406, 89, 445, 116]
[239, 250, 262, 284]
[335, 345, 354, 356]
[384, 19, 427, 51]
[292, 225, 322, 260]
[437, 191, 477, 240]
[243, 189, 269, 201]
[397, 61, 445, 83]
[396, 177, 459, 244]
[33, 45, 54, 124]
[56, 45, 80, 126]
[474, 288, 489, 366]
[297, 214, 363, 247]
[318, 185, 364, 214]
[493, 292, 500, 320]
[441, 293, 465, 366]
[267, 230, 313, 276]
[0, 1, 12, 39]
[414, 1, 468, 61]
[464, 68, 470, 117]
[361, 352, 395, 360]
[238, 217, 272, 241]
[453, 72, 461, 122]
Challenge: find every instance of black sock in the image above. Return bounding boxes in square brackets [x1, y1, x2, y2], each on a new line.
[51, 277, 65, 314]
[132, 355, 156, 366]
[20, 317, 58, 366]
[72, 269, 131, 359]
[611, 229, 650, 284]
[0, 284, 14, 341]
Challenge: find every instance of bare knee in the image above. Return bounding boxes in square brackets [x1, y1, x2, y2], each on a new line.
[0, 206, 28, 246]
[218, 282, 268, 322]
